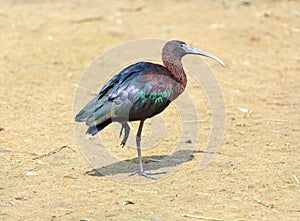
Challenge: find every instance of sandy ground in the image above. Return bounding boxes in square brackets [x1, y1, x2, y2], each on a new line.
[0, 0, 299, 220]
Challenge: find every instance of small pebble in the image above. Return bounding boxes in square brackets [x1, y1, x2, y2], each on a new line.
[264, 11, 273, 17]
[243, 61, 251, 66]
[231, 89, 240, 93]
[36, 160, 44, 165]
[236, 122, 245, 127]
[185, 139, 192, 144]
[163, 27, 171, 33]
[122, 200, 134, 206]
[26, 171, 38, 176]
[219, 189, 228, 194]
[0, 127, 4, 131]
[116, 18, 123, 25]
[285, 141, 292, 146]
[293, 175, 299, 184]
[238, 107, 249, 113]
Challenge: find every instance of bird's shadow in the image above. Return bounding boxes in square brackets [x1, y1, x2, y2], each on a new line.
[85, 149, 207, 177]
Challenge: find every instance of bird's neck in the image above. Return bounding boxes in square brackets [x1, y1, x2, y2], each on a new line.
[163, 59, 187, 92]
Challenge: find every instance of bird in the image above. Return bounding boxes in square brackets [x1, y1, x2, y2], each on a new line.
[75, 40, 225, 179]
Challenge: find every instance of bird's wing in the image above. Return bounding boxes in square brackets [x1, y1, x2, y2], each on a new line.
[75, 62, 147, 125]
[107, 63, 179, 121]
[76, 62, 179, 125]
[98, 62, 145, 99]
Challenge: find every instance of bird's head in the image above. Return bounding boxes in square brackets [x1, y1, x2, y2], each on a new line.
[163, 40, 225, 67]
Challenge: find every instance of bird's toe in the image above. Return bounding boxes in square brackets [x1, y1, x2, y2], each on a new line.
[120, 141, 126, 148]
[129, 170, 166, 180]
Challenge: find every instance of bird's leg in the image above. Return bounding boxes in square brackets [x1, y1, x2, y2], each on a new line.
[129, 120, 166, 180]
[136, 120, 144, 173]
[119, 122, 130, 147]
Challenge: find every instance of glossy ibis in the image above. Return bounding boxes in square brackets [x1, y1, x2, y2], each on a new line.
[75, 40, 225, 179]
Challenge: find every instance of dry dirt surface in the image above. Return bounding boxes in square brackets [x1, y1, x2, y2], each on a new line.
[0, 0, 299, 220]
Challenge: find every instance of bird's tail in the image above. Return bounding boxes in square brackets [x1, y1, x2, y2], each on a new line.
[75, 95, 113, 126]
[86, 119, 112, 136]
[75, 96, 102, 122]
[75, 96, 114, 137]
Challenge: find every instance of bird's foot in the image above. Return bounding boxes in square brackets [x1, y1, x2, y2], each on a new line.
[129, 170, 166, 180]
[119, 137, 127, 148]
[119, 129, 126, 148]
[119, 123, 130, 148]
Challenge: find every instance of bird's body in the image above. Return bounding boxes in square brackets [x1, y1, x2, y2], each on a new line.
[76, 62, 182, 134]
[75, 40, 225, 179]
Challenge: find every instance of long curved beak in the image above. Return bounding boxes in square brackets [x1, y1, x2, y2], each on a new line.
[183, 45, 225, 67]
